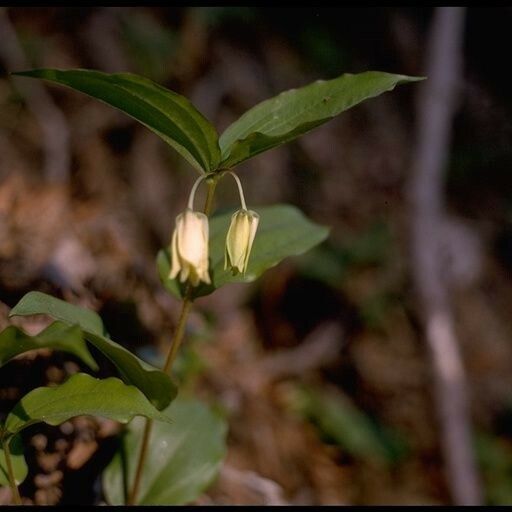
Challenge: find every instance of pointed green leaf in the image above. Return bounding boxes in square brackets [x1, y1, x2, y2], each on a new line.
[10, 292, 176, 410]
[158, 204, 329, 299]
[13, 68, 221, 173]
[219, 71, 424, 167]
[4, 373, 172, 436]
[103, 396, 227, 505]
[0, 435, 28, 487]
[0, 321, 97, 370]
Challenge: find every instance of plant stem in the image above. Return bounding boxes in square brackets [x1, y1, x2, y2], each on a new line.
[162, 293, 193, 373]
[3, 439, 22, 505]
[202, 175, 218, 217]
[127, 175, 218, 505]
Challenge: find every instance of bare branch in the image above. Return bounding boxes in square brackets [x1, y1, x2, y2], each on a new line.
[258, 322, 345, 382]
[408, 7, 483, 505]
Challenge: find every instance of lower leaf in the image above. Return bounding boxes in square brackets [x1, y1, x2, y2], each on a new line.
[102, 396, 227, 505]
[0, 322, 98, 371]
[10, 292, 177, 410]
[0, 435, 28, 487]
[5, 373, 173, 436]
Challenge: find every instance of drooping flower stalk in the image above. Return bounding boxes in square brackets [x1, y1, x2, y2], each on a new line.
[129, 171, 259, 505]
[128, 176, 218, 506]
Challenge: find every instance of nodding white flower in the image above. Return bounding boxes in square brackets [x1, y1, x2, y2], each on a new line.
[170, 208, 211, 286]
[224, 208, 259, 275]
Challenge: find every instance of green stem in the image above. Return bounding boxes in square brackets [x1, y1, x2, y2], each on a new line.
[127, 176, 218, 505]
[162, 293, 193, 373]
[2, 439, 22, 505]
[202, 175, 218, 217]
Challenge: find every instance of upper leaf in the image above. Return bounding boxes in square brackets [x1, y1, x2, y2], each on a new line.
[219, 71, 424, 168]
[10, 292, 176, 410]
[103, 396, 227, 505]
[0, 321, 98, 371]
[4, 373, 173, 436]
[158, 203, 329, 300]
[13, 68, 221, 173]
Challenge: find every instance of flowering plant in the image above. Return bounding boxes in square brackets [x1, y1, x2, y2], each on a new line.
[0, 67, 421, 504]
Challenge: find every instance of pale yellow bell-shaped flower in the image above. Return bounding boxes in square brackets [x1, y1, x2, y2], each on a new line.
[224, 209, 259, 275]
[170, 208, 211, 286]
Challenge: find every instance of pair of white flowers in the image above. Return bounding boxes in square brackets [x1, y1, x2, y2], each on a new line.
[169, 174, 259, 287]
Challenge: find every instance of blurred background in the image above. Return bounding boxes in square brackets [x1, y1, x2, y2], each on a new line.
[0, 6, 511, 506]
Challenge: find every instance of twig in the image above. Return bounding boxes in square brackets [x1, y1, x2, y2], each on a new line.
[0, 8, 70, 183]
[408, 7, 483, 505]
[259, 322, 344, 382]
[219, 464, 289, 505]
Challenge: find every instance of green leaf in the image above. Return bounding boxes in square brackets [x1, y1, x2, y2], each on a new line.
[9, 292, 176, 410]
[0, 321, 98, 370]
[0, 435, 28, 487]
[10, 291, 105, 335]
[103, 396, 227, 505]
[13, 68, 220, 173]
[219, 71, 424, 167]
[4, 373, 172, 436]
[158, 204, 329, 299]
